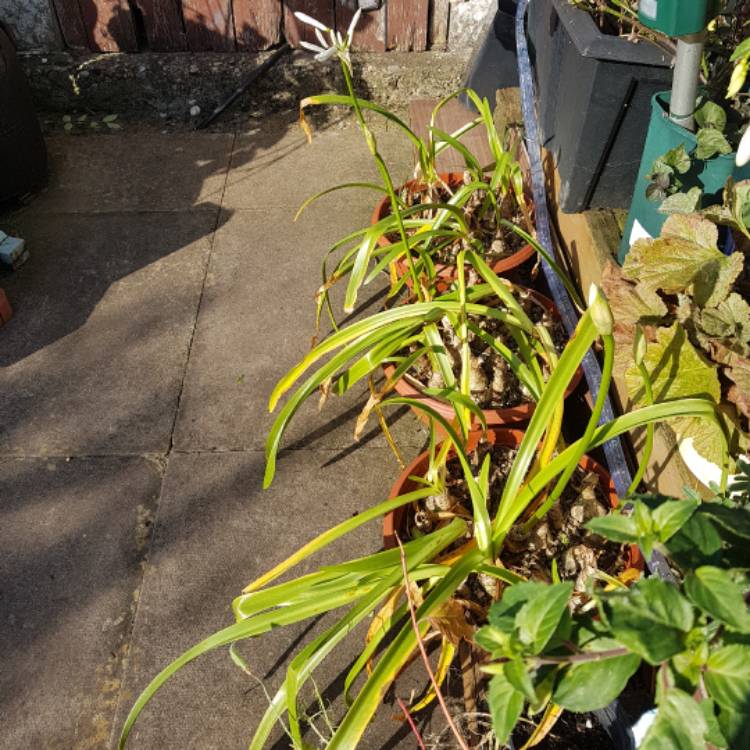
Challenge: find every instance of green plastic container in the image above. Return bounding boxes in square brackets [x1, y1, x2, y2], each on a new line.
[638, 0, 719, 37]
[618, 92, 750, 263]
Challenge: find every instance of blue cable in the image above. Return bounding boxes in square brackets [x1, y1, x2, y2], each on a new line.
[514, 0, 674, 588]
[514, 0, 632, 495]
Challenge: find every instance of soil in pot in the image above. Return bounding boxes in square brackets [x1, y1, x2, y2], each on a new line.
[510, 710, 615, 749]
[403, 440, 633, 598]
[373, 172, 535, 280]
[399, 290, 570, 411]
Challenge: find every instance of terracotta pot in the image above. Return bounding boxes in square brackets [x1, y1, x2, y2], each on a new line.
[383, 427, 644, 575]
[382, 288, 584, 430]
[371, 172, 535, 291]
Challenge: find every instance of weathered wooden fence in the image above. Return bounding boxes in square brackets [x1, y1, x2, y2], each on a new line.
[49, 0, 435, 53]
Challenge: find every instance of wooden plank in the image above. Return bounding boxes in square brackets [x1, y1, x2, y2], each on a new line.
[387, 0, 428, 51]
[409, 98, 494, 173]
[182, 0, 235, 51]
[428, 0, 450, 50]
[134, 0, 186, 51]
[79, 0, 138, 52]
[334, 1, 385, 52]
[51, 0, 89, 49]
[283, 0, 334, 47]
[233, 0, 282, 50]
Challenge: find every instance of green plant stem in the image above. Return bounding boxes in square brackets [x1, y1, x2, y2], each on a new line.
[339, 62, 423, 300]
[526, 333, 615, 528]
[396, 534, 470, 750]
[627, 361, 655, 496]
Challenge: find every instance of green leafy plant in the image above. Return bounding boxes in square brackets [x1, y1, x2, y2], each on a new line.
[728, 35, 750, 99]
[646, 101, 734, 211]
[261, 12, 580, 489]
[118, 284, 727, 749]
[116, 12, 735, 750]
[604, 212, 749, 472]
[478, 485, 750, 749]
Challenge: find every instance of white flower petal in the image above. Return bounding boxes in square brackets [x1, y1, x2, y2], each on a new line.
[737, 127, 750, 167]
[315, 47, 338, 63]
[314, 27, 327, 48]
[294, 11, 330, 33]
[299, 40, 326, 54]
[346, 8, 362, 43]
[336, 30, 344, 47]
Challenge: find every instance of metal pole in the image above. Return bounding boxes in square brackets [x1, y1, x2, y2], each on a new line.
[669, 32, 706, 131]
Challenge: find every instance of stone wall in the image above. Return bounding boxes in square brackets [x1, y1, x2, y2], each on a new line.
[20, 49, 467, 122]
[0, 0, 62, 50]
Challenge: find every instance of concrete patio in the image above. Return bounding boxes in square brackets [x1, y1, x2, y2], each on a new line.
[0, 115, 438, 749]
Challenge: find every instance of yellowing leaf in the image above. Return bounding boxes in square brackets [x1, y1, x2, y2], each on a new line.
[626, 324, 724, 466]
[623, 215, 742, 306]
[408, 637, 455, 712]
[626, 323, 721, 406]
[602, 261, 667, 326]
[428, 598, 474, 646]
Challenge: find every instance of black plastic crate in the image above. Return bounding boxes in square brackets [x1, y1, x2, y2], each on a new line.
[527, 0, 672, 212]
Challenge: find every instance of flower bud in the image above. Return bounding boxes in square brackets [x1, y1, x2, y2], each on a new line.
[587, 284, 614, 336]
[633, 325, 647, 366]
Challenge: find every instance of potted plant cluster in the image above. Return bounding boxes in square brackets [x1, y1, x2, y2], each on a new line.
[118, 12, 748, 750]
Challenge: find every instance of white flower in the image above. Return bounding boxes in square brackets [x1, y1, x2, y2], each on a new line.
[346, 9, 362, 45]
[294, 12, 330, 33]
[737, 126, 750, 167]
[293, 9, 361, 71]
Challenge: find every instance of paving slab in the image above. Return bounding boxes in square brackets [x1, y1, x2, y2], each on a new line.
[0, 211, 216, 455]
[0, 456, 162, 750]
[223, 119, 414, 211]
[112, 448, 425, 750]
[171, 206, 427, 457]
[26, 132, 236, 214]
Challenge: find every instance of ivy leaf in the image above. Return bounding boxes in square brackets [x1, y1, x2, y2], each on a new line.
[705, 645, 750, 713]
[585, 514, 639, 543]
[602, 578, 694, 664]
[639, 688, 708, 750]
[653, 497, 700, 542]
[625, 323, 726, 467]
[659, 187, 703, 215]
[684, 566, 750, 631]
[647, 183, 668, 203]
[695, 101, 727, 132]
[662, 144, 691, 174]
[516, 582, 573, 652]
[553, 643, 640, 712]
[488, 673, 525, 745]
[696, 128, 732, 161]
